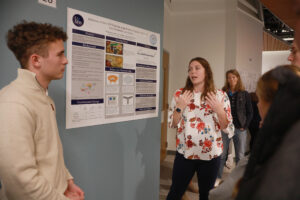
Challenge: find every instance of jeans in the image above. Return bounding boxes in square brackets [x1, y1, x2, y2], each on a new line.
[218, 129, 247, 178]
[167, 152, 220, 200]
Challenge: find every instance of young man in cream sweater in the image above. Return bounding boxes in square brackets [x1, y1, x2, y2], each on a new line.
[0, 21, 84, 200]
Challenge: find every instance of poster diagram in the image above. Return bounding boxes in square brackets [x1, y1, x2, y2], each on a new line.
[66, 8, 160, 129]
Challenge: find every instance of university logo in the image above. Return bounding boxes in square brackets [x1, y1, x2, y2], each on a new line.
[149, 34, 157, 45]
[73, 14, 84, 27]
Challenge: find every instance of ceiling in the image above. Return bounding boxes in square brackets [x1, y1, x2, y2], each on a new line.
[260, 0, 297, 30]
[261, 0, 297, 44]
[164, 0, 297, 45]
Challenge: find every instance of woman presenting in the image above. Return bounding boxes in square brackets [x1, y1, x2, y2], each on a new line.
[166, 57, 233, 200]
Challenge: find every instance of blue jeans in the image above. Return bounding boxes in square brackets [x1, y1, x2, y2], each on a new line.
[218, 129, 247, 178]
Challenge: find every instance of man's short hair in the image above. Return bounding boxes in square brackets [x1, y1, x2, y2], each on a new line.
[6, 21, 67, 69]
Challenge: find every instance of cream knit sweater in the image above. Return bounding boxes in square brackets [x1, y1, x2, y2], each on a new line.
[0, 69, 72, 200]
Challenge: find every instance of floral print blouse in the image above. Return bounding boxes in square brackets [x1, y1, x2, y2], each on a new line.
[168, 88, 234, 160]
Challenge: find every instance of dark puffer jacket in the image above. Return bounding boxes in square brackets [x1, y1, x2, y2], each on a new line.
[236, 66, 300, 200]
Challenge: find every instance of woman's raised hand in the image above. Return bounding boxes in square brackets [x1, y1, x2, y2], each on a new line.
[205, 92, 224, 114]
[175, 90, 193, 110]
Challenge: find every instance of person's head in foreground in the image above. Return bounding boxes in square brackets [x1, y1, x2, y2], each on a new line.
[233, 65, 300, 200]
[288, 42, 300, 67]
[256, 65, 300, 122]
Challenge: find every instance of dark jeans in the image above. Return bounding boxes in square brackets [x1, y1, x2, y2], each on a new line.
[166, 152, 221, 200]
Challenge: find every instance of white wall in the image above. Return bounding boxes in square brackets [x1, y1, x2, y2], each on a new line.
[169, 12, 227, 92]
[262, 51, 290, 74]
[236, 10, 263, 73]
[224, 0, 238, 72]
[235, 9, 263, 92]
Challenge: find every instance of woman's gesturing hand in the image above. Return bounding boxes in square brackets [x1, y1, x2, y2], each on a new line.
[175, 90, 193, 110]
[205, 92, 224, 114]
[206, 92, 229, 129]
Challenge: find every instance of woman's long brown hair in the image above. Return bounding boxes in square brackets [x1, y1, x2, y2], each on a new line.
[182, 57, 216, 100]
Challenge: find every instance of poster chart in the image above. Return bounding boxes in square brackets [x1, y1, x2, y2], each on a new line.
[239, 69, 261, 92]
[66, 8, 160, 129]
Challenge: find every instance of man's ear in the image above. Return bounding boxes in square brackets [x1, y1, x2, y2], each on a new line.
[29, 54, 42, 69]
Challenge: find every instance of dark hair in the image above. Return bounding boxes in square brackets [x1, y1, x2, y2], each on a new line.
[222, 69, 245, 92]
[6, 21, 67, 69]
[182, 57, 216, 100]
[256, 65, 300, 103]
[249, 92, 258, 102]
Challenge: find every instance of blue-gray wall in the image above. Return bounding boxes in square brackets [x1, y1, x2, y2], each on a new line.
[0, 1, 164, 199]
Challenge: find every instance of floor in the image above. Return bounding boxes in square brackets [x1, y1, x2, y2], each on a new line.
[159, 153, 234, 200]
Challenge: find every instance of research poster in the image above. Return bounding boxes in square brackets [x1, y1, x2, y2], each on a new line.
[239, 69, 260, 92]
[66, 8, 160, 129]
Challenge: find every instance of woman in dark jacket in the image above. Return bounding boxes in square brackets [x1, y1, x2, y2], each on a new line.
[217, 69, 253, 180]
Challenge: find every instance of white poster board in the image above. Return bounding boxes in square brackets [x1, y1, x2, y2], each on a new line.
[66, 8, 160, 129]
[239, 69, 261, 92]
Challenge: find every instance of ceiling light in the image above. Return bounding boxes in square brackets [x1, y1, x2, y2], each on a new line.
[283, 38, 294, 41]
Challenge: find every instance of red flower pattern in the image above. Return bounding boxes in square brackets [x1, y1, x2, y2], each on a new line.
[188, 154, 200, 159]
[186, 139, 194, 148]
[168, 89, 233, 160]
[188, 103, 196, 111]
[204, 139, 212, 148]
[175, 91, 181, 98]
[176, 138, 180, 147]
[197, 122, 205, 132]
[174, 88, 184, 98]
[189, 117, 196, 122]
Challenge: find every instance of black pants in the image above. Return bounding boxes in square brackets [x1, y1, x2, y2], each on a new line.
[166, 152, 220, 200]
